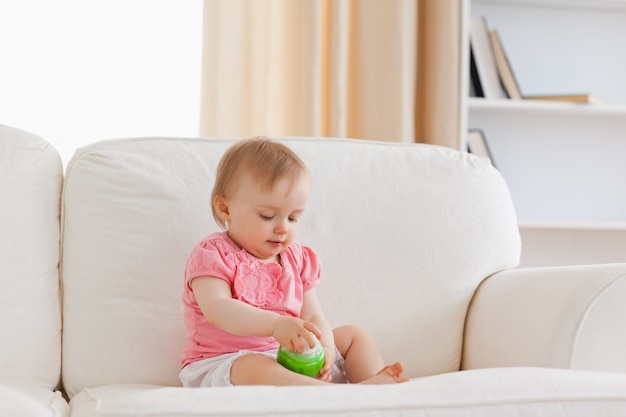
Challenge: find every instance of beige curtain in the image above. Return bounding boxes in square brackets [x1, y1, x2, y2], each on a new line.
[199, 0, 464, 148]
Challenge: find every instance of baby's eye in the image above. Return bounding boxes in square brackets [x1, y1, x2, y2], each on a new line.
[259, 214, 274, 221]
[288, 216, 300, 223]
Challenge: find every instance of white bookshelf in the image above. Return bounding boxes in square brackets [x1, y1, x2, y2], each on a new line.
[467, 0, 626, 265]
[470, 98, 626, 224]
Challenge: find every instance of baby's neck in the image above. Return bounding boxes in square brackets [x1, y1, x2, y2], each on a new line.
[256, 253, 281, 265]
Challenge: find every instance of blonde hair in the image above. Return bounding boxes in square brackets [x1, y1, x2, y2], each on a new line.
[211, 137, 310, 229]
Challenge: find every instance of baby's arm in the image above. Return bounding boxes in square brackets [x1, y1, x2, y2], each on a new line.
[300, 288, 336, 381]
[191, 276, 320, 352]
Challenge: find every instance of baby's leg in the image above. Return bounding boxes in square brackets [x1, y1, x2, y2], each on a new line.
[230, 326, 408, 386]
[230, 353, 329, 386]
[334, 325, 408, 384]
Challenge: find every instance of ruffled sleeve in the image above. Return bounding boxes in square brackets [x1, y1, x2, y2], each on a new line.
[184, 233, 237, 287]
[299, 245, 321, 291]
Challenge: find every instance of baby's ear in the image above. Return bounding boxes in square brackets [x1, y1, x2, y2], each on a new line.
[213, 195, 230, 220]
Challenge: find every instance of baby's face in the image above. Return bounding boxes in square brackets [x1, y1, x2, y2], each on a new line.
[225, 173, 310, 263]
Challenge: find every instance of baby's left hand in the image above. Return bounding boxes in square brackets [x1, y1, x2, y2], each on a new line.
[316, 345, 335, 382]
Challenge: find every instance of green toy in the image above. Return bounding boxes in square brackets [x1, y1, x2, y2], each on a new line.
[277, 338, 325, 377]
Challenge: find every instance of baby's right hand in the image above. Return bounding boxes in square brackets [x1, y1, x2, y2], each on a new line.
[272, 316, 321, 353]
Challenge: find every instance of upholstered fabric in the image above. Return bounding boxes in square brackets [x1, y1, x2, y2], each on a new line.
[0, 125, 66, 416]
[61, 137, 520, 398]
[68, 368, 626, 417]
[464, 263, 626, 372]
[0, 125, 63, 388]
[4, 127, 626, 416]
[0, 378, 69, 417]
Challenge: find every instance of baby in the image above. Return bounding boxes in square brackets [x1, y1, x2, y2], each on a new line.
[180, 137, 408, 386]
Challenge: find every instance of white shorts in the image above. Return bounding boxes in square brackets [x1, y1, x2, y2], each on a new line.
[179, 347, 347, 387]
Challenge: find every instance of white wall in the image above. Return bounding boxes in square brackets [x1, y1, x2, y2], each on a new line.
[0, 0, 203, 166]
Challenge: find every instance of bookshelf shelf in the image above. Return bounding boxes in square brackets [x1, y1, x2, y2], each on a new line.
[477, 0, 626, 11]
[518, 222, 626, 267]
[469, 98, 626, 119]
[519, 219, 626, 232]
[467, 0, 626, 265]
[468, 99, 626, 223]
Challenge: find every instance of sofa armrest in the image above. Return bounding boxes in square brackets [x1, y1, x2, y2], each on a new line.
[462, 263, 626, 373]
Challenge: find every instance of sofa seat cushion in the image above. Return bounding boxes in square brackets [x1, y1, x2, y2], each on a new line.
[68, 368, 626, 417]
[0, 379, 69, 417]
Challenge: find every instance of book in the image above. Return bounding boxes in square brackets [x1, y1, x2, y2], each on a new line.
[469, 17, 504, 99]
[486, 28, 605, 105]
[489, 29, 522, 100]
[467, 129, 495, 167]
[523, 93, 605, 105]
[469, 47, 484, 97]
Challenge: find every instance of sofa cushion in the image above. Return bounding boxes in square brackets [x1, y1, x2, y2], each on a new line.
[0, 378, 69, 417]
[61, 137, 520, 397]
[0, 125, 63, 389]
[67, 368, 626, 417]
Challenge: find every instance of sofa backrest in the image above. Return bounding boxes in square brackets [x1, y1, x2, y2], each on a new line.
[60, 137, 520, 397]
[0, 125, 63, 389]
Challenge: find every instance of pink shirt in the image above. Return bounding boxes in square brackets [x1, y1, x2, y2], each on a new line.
[181, 232, 321, 368]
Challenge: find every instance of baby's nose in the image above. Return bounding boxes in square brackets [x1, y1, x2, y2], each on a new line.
[274, 220, 289, 234]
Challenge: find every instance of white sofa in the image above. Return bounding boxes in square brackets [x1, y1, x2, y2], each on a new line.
[2, 124, 626, 417]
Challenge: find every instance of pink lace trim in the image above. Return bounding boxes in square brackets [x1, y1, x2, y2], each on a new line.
[229, 251, 284, 308]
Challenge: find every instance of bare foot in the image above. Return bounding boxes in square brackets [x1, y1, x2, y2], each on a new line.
[360, 362, 409, 384]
